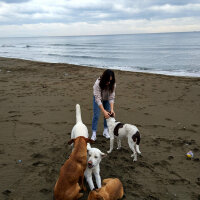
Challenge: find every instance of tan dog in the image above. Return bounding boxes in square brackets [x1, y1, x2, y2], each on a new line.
[87, 178, 124, 200]
[54, 136, 93, 200]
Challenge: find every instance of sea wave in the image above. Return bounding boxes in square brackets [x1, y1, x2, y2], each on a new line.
[1, 44, 15, 47]
[0, 32, 200, 77]
[47, 53, 119, 60]
[49, 43, 87, 47]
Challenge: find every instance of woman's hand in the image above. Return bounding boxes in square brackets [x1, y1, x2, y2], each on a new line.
[103, 110, 110, 119]
[110, 110, 115, 117]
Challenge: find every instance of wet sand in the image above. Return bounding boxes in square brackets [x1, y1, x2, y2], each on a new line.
[0, 57, 200, 200]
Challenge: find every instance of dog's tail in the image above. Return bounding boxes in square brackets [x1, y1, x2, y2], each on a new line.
[76, 104, 82, 123]
[132, 131, 141, 154]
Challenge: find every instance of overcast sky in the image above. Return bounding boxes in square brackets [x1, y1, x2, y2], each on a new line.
[0, 0, 200, 37]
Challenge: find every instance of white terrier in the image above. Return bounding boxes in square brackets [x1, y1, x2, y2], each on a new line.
[84, 147, 106, 190]
[106, 115, 141, 162]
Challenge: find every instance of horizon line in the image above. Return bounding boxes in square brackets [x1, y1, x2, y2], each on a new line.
[0, 30, 199, 39]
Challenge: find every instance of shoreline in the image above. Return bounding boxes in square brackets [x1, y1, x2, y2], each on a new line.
[0, 56, 200, 79]
[0, 56, 200, 200]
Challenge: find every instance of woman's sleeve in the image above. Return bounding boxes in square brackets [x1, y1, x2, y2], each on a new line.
[93, 79, 102, 106]
[109, 84, 116, 104]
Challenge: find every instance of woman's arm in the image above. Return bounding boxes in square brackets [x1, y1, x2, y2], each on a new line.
[93, 79, 110, 119]
[99, 104, 110, 119]
[110, 102, 115, 117]
[109, 84, 116, 116]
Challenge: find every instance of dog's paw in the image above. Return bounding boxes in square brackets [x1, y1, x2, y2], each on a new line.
[107, 150, 112, 154]
[133, 159, 137, 162]
[137, 151, 141, 154]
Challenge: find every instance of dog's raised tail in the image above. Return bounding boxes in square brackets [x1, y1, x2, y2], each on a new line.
[76, 104, 82, 123]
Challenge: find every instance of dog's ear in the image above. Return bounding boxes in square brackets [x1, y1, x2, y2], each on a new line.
[88, 190, 101, 200]
[96, 194, 104, 200]
[87, 147, 92, 154]
[86, 138, 95, 144]
[100, 152, 107, 159]
[68, 139, 75, 145]
[109, 113, 114, 117]
[87, 146, 92, 152]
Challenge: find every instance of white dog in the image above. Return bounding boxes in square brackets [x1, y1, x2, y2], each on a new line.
[84, 147, 106, 190]
[106, 114, 141, 162]
[71, 104, 105, 190]
[71, 104, 89, 140]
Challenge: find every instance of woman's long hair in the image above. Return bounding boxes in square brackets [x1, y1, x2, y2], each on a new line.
[99, 69, 115, 92]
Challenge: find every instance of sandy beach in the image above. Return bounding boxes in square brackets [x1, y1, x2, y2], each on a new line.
[0, 57, 200, 200]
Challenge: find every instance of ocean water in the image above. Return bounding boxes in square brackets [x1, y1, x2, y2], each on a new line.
[0, 32, 200, 77]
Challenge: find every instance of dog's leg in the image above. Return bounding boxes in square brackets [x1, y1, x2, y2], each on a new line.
[94, 170, 101, 189]
[65, 183, 82, 200]
[79, 174, 86, 191]
[117, 137, 121, 150]
[107, 135, 114, 154]
[128, 138, 137, 161]
[77, 192, 83, 199]
[85, 172, 95, 190]
[136, 145, 141, 154]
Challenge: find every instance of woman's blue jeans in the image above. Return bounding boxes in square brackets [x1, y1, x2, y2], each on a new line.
[92, 96, 110, 132]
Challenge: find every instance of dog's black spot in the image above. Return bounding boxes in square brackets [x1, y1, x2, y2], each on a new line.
[114, 123, 124, 136]
[132, 131, 140, 145]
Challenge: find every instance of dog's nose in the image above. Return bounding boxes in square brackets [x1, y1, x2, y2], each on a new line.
[88, 161, 93, 168]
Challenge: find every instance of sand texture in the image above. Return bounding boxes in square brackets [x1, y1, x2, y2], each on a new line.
[0, 57, 200, 200]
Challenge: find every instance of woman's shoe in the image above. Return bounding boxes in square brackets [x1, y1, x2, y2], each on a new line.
[91, 132, 97, 141]
[103, 128, 110, 139]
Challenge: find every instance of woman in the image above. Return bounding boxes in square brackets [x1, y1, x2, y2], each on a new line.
[91, 69, 116, 141]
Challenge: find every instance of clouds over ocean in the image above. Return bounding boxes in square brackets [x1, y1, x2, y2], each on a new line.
[0, 0, 200, 36]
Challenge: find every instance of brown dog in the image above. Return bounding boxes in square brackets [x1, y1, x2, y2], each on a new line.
[87, 178, 124, 200]
[54, 136, 93, 200]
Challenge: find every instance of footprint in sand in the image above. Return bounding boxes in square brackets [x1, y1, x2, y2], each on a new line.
[2, 189, 12, 196]
[168, 178, 190, 185]
[196, 178, 200, 186]
[40, 188, 51, 194]
[48, 147, 62, 153]
[168, 155, 174, 160]
[29, 139, 38, 145]
[165, 118, 173, 121]
[139, 161, 154, 171]
[126, 179, 133, 184]
[32, 161, 47, 167]
[31, 153, 46, 159]
[10, 114, 21, 118]
[191, 124, 199, 127]
[146, 194, 159, 200]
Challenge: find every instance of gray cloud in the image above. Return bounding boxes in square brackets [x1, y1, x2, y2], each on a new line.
[1, 0, 200, 25]
[1, 0, 30, 3]
[0, 0, 200, 36]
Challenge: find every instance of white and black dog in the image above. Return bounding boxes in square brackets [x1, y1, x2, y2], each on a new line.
[106, 113, 141, 162]
[84, 147, 106, 190]
[71, 104, 106, 190]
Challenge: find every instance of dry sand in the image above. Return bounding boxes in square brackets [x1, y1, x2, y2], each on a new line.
[0, 57, 200, 200]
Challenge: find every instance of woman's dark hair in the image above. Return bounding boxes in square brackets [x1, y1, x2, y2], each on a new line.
[99, 69, 115, 92]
